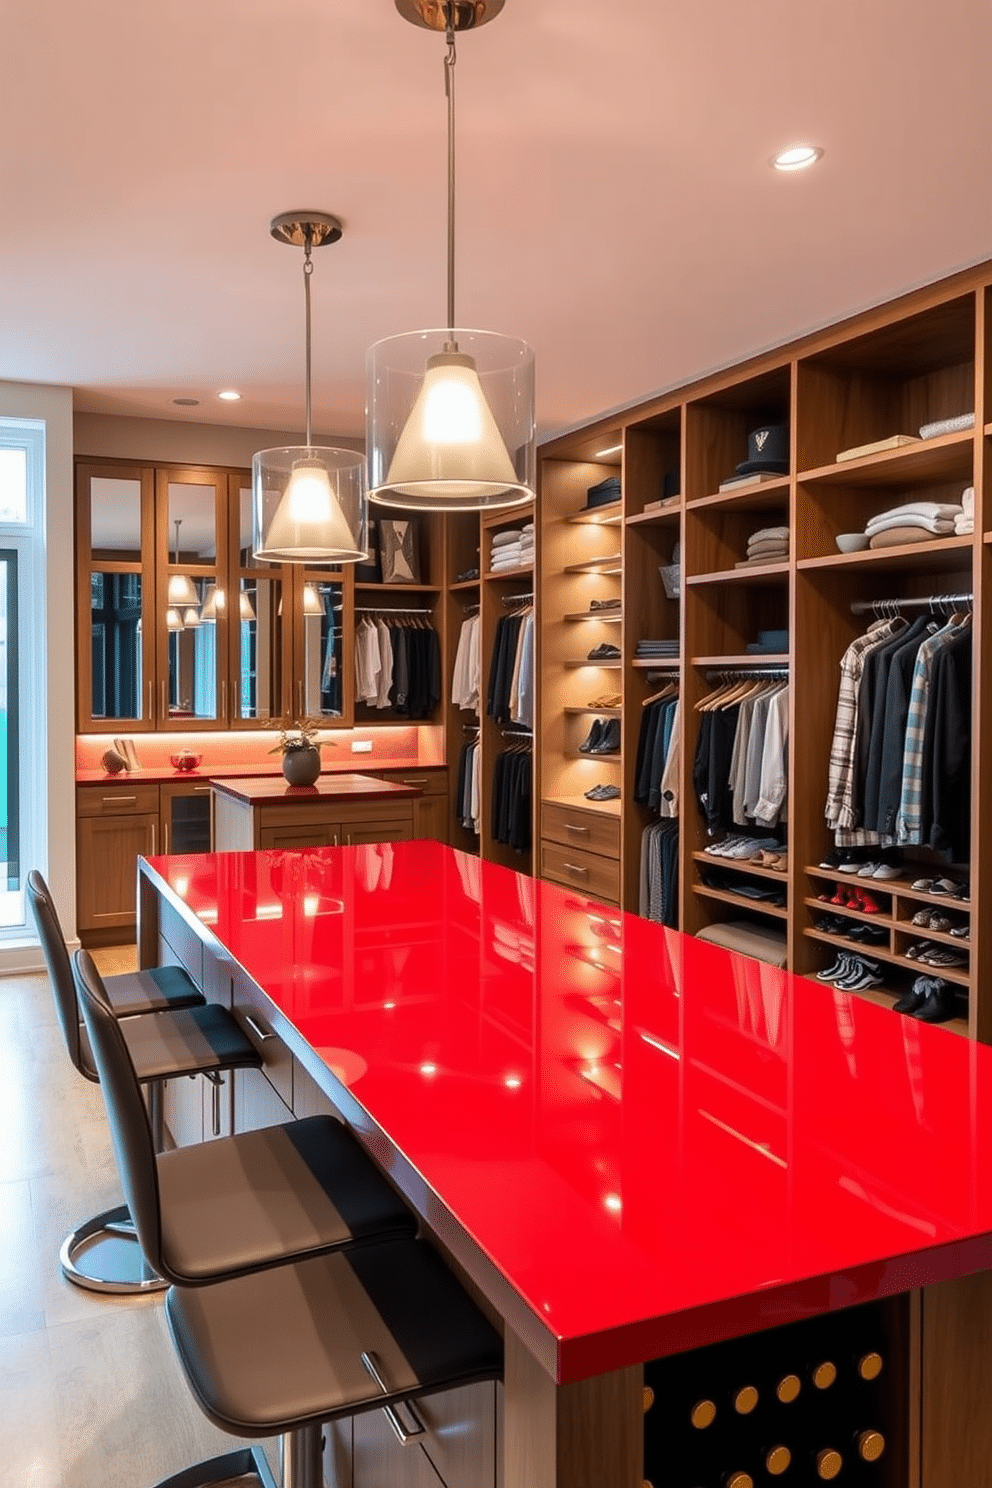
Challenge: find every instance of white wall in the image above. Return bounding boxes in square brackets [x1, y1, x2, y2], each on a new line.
[74, 412, 363, 467]
[0, 380, 75, 971]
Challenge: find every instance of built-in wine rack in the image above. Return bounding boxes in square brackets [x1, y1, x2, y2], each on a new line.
[643, 1297, 907, 1486]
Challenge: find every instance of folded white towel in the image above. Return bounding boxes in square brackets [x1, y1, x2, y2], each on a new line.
[865, 513, 957, 538]
[961, 485, 975, 517]
[865, 500, 963, 532]
[954, 516, 974, 535]
[747, 525, 789, 545]
[490, 529, 524, 549]
[919, 412, 974, 440]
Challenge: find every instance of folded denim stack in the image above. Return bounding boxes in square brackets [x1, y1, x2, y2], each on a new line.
[489, 523, 535, 572]
[745, 628, 789, 655]
[736, 525, 789, 568]
[634, 639, 679, 658]
[864, 499, 964, 550]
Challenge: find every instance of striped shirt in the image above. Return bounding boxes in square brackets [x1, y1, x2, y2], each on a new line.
[825, 620, 901, 833]
[896, 618, 969, 843]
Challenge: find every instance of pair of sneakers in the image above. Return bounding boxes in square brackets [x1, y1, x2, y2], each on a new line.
[815, 952, 884, 991]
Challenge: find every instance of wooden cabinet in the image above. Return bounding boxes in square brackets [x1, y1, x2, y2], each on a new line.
[212, 778, 420, 855]
[375, 768, 449, 843]
[76, 783, 160, 935]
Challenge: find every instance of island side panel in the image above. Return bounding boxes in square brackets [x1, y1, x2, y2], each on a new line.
[212, 790, 258, 851]
[922, 1270, 992, 1487]
[503, 1331, 643, 1488]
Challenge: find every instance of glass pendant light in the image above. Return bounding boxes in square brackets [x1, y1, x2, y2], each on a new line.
[167, 519, 199, 608]
[366, 0, 534, 511]
[253, 213, 369, 563]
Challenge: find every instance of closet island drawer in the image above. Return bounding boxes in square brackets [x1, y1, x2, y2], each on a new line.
[542, 801, 620, 859]
[541, 841, 620, 903]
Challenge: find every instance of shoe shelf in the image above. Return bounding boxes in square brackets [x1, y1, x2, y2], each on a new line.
[562, 610, 623, 622]
[548, 793, 622, 818]
[564, 501, 624, 526]
[563, 658, 622, 669]
[803, 924, 971, 987]
[892, 921, 970, 949]
[448, 577, 481, 592]
[693, 883, 789, 920]
[803, 931, 971, 1036]
[805, 866, 970, 911]
[797, 429, 974, 488]
[563, 554, 623, 575]
[563, 705, 622, 717]
[566, 750, 621, 762]
[692, 851, 786, 883]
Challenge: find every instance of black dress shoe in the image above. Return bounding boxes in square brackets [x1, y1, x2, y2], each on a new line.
[578, 719, 605, 753]
[591, 719, 621, 754]
[587, 643, 621, 661]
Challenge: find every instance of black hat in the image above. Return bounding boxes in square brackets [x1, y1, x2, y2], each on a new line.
[735, 424, 789, 476]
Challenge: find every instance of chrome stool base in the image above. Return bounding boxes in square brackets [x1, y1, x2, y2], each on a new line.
[59, 1202, 167, 1294]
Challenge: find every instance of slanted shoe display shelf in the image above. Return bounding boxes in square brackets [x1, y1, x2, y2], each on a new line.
[537, 259, 992, 1042]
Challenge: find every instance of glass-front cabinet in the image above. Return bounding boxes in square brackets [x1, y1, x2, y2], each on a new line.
[76, 461, 354, 733]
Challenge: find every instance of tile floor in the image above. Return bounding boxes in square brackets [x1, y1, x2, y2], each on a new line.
[0, 950, 268, 1488]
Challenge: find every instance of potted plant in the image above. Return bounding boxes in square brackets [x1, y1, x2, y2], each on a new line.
[270, 719, 332, 787]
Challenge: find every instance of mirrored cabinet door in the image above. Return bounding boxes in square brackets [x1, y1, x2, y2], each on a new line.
[232, 482, 289, 724]
[77, 464, 156, 731]
[301, 578, 344, 720]
[158, 470, 228, 728]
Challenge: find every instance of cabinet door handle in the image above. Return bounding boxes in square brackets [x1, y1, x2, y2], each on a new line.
[103, 795, 136, 804]
[192, 785, 210, 793]
[296, 680, 303, 715]
[163, 821, 169, 854]
[401, 777, 428, 787]
[243, 1014, 275, 1043]
[147, 679, 154, 721]
[565, 823, 590, 835]
[150, 822, 157, 853]
[160, 680, 167, 718]
[220, 679, 227, 721]
[562, 862, 588, 877]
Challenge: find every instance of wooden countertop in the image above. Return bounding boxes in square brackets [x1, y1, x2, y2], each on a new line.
[209, 773, 421, 806]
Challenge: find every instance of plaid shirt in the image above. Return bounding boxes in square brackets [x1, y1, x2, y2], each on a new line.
[825, 620, 900, 833]
[895, 618, 970, 843]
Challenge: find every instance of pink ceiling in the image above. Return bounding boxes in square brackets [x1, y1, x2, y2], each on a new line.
[2, 0, 991, 442]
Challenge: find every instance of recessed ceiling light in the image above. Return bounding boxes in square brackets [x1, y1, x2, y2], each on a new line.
[595, 443, 622, 457]
[217, 389, 242, 401]
[172, 397, 200, 407]
[771, 144, 823, 172]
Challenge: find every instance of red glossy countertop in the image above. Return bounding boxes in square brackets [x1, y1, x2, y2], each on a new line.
[210, 773, 420, 806]
[140, 841, 992, 1384]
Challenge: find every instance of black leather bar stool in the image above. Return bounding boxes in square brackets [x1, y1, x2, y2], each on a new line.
[28, 871, 263, 1295]
[75, 947, 501, 1488]
[73, 948, 416, 1285]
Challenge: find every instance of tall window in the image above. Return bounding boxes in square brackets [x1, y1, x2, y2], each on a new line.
[0, 422, 44, 933]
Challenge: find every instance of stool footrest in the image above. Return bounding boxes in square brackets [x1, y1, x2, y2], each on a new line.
[150, 1445, 278, 1488]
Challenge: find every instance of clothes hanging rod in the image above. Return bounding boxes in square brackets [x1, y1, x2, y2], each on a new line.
[704, 665, 790, 682]
[501, 592, 533, 606]
[850, 592, 973, 615]
[354, 606, 435, 616]
[500, 726, 533, 738]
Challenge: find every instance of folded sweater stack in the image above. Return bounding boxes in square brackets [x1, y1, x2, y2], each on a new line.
[865, 499, 965, 550]
[736, 524, 789, 568]
[955, 486, 974, 536]
[489, 522, 535, 572]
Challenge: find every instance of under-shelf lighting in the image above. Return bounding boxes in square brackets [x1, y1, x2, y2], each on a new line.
[771, 144, 823, 172]
[595, 443, 622, 458]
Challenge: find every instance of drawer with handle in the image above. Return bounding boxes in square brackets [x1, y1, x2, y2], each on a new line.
[542, 801, 620, 859]
[541, 840, 620, 904]
[77, 783, 161, 817]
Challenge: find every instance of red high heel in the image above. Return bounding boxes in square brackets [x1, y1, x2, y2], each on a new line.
[855, 888, 882, 914]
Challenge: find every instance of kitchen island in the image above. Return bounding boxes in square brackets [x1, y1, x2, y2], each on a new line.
[138, 841, 992, 1488]
[211, 772, 420, 852]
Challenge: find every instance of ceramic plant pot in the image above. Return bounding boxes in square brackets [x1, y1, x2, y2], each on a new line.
[282, 745, 321, 787]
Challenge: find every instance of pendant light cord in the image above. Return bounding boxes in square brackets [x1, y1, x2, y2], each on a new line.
[302, 225, 314, 448]
[444, 10, 458, 348]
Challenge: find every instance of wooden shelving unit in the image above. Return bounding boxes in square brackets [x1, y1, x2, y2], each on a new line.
[536, 259, 992, 1040]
